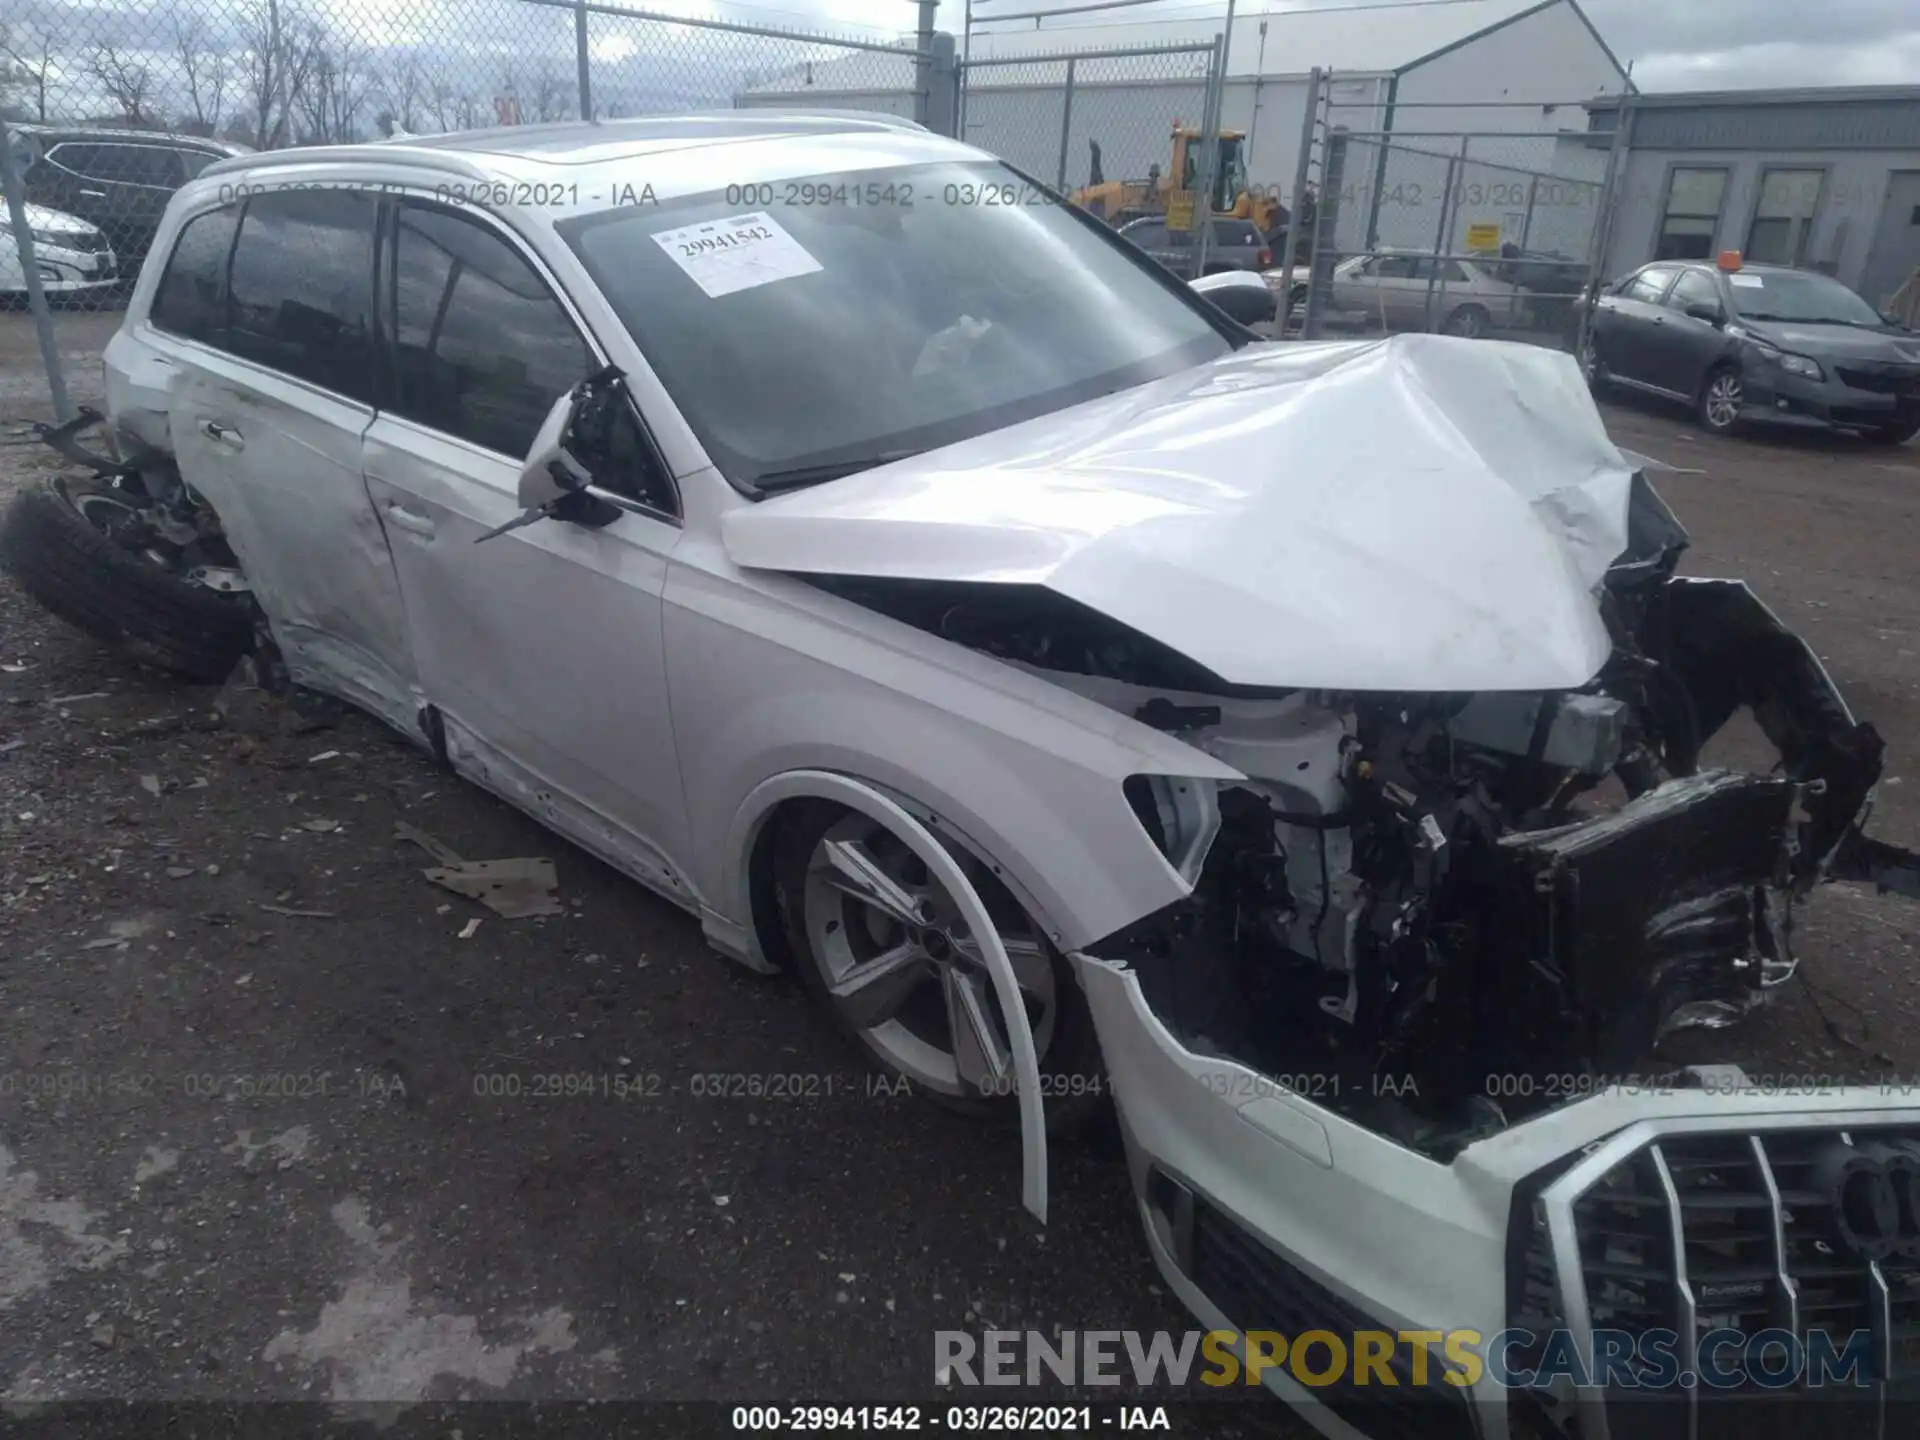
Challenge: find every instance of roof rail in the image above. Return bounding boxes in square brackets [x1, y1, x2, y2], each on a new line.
[198, 145, 493, 182]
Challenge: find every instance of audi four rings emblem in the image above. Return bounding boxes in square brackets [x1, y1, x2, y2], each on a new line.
[1815, 1139, 1920, 1262]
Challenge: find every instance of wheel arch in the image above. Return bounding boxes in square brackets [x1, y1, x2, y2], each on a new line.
[721, 767, 1053, 1221]
[723, 768, 1088, 980]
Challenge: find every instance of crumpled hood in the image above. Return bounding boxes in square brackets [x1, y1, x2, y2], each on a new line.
[1740, 320, 1920, 363]
[722, 334, 1638, 692]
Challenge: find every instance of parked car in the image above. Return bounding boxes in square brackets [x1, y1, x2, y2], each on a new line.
[12, 125, 249, 272]
[1117, 214, 1270, 281]
[7, 115, 1920, 1436]
[0, 192, 117, 300]
[1579, 258, 1920, 443]
[1329, 247, 1531, 337]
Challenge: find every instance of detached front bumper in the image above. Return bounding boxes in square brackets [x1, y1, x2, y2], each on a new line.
[1077, 954, 1920, 1440]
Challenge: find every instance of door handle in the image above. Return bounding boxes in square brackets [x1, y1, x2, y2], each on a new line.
[384, 502, 436, 538]
[199, 419, 243, 448]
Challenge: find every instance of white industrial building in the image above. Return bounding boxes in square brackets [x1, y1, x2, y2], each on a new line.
[738, 0, 1632, 256]
[1583, 85, 1920, 308]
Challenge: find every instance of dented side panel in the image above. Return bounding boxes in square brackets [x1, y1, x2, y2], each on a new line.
[165, 350, 419, 732]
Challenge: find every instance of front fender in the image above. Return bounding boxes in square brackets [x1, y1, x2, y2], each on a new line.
[665, 557, 1239, 959]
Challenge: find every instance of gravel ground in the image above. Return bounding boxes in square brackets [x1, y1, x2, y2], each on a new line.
[1, 312, 1918, 1430]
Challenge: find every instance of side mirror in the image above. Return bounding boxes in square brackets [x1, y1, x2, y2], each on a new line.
[517, 390, 591, 510]
[1881, 310, 1910, 331]
[1684, 302, 1724, 326]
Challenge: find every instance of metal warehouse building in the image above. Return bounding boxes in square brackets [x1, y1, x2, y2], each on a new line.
[739, 0, 1631, 255]
[1589, 85, 1920, 310]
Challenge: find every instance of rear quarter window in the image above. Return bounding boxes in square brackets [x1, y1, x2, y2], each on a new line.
[149, 205, 241, 345]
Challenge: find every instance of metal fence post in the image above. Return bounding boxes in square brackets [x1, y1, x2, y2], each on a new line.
[1423, 143, 1463, 330]
[927, 33, 959, 139]
[914, 0, 938, 129]
[1191, 33, 1225, 278]
[1575, 99, 1635, 358]
[0, 117, 68, 422]
[1055, 57, 1076, 192]
[1275, 66, 1321, 332]
[1300, 125, 1347, 340]
[574, 0, 593, 120]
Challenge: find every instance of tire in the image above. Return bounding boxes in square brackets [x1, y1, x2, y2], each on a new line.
[0, 476, 254, 683]
[1697, 365, 1744, 435]
[772, 799, 1106, 1133]
[1441, 304, 1491, 339]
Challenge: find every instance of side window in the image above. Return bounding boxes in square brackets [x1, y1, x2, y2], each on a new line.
[177, 150, 218, 181]
[389, 202, 593, 458]
[226, 189, 377, 401]
[1625, 266, 1677, 303]
[387, 203, 674, 513]
[150, 206, 241, 344]
[1668, 270, 1723, 314]
[108, 145, 185, 187]
[47, 142, 104, 179]
[1373, 255, 1417, 279]
[1442, 260, 1470, 283]
[1125, 222, 1168, 249]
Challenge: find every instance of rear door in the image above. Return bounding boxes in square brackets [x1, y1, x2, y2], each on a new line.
[361, 198, 691, 880]
[1650, 268, 1732, 395]
[1593, 264, 1680, 387]
[156, 188, 420, 730]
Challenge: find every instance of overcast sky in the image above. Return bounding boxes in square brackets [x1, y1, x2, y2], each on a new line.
[786, 0, 1920, 91]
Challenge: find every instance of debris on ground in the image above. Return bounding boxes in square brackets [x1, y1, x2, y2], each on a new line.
[426, 857, 563, 919]
[255, 902, 337, 919]
[395, 821, 562, 919]
[458, 917, 482, 939]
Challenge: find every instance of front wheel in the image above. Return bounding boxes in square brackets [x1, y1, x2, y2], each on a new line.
[774, 802, 1105, 1130]
[1698, 366, 1745, 434]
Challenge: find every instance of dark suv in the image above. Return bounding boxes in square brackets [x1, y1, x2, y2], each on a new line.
[14, 127, 251, 272]
[1579, 259, 1920, 443]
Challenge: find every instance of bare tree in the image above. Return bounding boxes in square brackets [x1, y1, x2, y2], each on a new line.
[1, 22, 57, 124]
[86, 41, 154, 126]
[426, 79, 483, 134]
[295, 26, 375, 144]
[376, 53, 427, 134]
[170, 13, 231, 137]
[236, 0, 320, 148]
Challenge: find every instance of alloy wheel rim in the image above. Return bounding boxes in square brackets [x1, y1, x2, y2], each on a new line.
[802, 816, 1057, 1097]
[1707, 374, 1742, 429]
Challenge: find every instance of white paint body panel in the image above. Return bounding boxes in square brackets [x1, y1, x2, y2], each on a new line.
[723, 334, 1637, 692]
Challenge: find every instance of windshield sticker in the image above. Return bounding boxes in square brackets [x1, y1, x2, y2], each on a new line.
[1728, 274, 1764, 287]
[652, 211, 822, 298]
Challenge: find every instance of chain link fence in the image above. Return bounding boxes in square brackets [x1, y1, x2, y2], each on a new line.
[1299, 104, 1624, 348]
[0, 0, 945, 417]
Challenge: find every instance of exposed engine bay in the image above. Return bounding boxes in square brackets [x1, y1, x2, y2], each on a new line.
[815, 475, 1920, 1159]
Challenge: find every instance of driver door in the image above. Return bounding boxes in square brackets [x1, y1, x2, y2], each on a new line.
[362, 198, 692, 887]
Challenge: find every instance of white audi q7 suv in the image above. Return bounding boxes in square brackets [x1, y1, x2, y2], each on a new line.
[6, 112, 1920, 1440]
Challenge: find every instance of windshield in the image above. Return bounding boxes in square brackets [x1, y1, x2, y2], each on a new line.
[1727, 268, 1884, 327]
[561, 160, 1231, 491]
